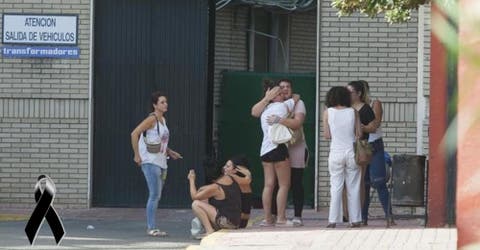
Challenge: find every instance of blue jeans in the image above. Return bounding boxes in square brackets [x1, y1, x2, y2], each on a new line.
[141, 163, 165, 230]
[362, 138, 392, 221]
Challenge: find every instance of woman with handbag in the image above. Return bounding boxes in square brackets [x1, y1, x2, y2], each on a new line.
[345, 81, 377, 219]
[323, 86, 363, 228]
[251, 79, 299, 226]
[265, 79, 308, 227]
[130, 91, 182, 237]
[359, 80, 395, 227]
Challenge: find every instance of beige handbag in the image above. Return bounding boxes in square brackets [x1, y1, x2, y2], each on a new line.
[143, 114, 162, 153]
[354, 139, 373, 166]
[270, 123, 293, 144]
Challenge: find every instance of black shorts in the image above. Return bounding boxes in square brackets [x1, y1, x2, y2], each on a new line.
[241, 192, 252, 214]
[214, 214, 239, 230]
[261, 144, 289, 162]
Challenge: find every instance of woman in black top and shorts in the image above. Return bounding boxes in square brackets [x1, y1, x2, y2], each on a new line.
[188, 159, 242, 238]
[224, 155, 252, 228]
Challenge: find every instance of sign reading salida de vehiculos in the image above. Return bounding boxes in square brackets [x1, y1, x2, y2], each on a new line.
[2, 14, 78, 45]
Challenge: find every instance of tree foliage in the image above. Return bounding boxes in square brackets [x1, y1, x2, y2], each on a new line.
[331, 0, 430, 23]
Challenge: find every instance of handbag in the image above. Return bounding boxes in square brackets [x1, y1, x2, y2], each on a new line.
[143, 114, 162, 153]
[270, 123, 293, 144]
[354, 139, 373, 166]
[289, 127, 305, 145]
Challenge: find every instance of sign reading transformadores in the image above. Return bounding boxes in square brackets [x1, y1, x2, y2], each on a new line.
[2, 14, 78, 45]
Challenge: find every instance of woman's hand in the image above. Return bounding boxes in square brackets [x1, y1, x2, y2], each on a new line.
[134, 154, 141, 166]
[265, 86, 281, 101]
[224, 167, 236, 176]
[266, 115, 281, 125]
[188, 169, 196, 181]
[168, 149, 183, 160]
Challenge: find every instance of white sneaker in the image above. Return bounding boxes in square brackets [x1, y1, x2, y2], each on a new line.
[292, 217, 303, 227]
[275, 219, 294, 227]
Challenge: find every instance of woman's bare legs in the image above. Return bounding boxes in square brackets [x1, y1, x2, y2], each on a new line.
[274, 159, 291, 222]
[359, 164, 367, 209]
[191, 200, 217, 234]
[262, 162, 276, 223]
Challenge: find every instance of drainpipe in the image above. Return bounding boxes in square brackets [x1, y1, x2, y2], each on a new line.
[314, 0, 320, 211]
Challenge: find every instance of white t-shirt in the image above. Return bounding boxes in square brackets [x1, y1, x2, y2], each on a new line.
[368, 100, 383, 142]
[327, 107, 355, 152]
[138, 117, 169, 168]
[260, 99, 295, 156]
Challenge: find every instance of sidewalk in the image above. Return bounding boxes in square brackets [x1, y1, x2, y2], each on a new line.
[0, 207, 457, 249]
[188, 209, 457, 250]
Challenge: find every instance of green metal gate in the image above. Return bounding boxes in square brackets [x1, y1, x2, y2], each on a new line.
[218, 71, 316, 207]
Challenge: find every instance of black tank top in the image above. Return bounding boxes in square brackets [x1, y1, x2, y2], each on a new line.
[358, 104, 375, 140]
[209, 176, 241, 226]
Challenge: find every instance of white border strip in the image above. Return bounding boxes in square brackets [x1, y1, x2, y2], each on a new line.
[87, 0, 95, 208]
[314, 0, 320, 211]
[416, 5, 425, 155]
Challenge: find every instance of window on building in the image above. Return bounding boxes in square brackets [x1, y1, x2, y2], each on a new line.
[249, 8, 289, 72]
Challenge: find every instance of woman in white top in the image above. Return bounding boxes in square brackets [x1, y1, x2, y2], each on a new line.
[251, 80, 299, 226]
[130, 91, 182, 237]
[264, 79, 307, 227]
[323, 86, 362, 228]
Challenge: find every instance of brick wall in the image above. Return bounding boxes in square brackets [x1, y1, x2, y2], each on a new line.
[0, 1, 429, 209]
[0, 0, 90, 208]
[289, 11, 316, 73]
[212, 6, 249, 152]
[317, 0, 423, 208]
[213, 3, 430, 210]
[213, 6, 249, 105]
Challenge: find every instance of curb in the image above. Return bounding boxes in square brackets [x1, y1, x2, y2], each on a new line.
[186, 230, 226, 250]
[185, 214, 263, 249]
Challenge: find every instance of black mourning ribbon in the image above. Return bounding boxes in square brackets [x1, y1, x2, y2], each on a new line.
[25, 175, 66, 245]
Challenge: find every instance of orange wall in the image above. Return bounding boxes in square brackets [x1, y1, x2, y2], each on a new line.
[428, 3, 447, 227]
[457, 0, 480, 248]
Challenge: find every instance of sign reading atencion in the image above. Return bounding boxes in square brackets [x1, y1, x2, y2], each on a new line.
[2, 14, 78, 45]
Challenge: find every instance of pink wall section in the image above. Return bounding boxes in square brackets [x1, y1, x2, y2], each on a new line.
[428, 2, 447, 228]
[457, 0, 480, 248]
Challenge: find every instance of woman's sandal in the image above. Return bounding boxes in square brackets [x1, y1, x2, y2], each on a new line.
[259, 219, 275, 227]
[326, 223, 336, 228]
[194, 233, 208, 240]
[147, 229, 168, 237]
